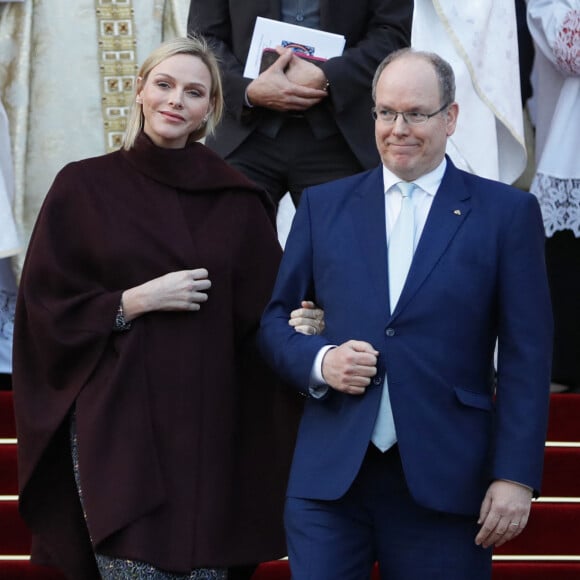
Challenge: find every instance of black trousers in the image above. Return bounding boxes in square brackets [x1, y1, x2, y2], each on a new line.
[546, 231, 580, 388]
[0, 373, 11, 390]
[225, 117, 363, 208]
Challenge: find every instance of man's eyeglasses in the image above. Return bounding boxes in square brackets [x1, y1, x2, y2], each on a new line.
[371, 102, 450, 125]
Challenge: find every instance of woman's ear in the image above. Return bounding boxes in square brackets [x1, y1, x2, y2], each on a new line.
[135, 76, 144, 104]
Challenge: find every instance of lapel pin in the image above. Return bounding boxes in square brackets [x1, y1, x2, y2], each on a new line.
[453, 209, 462, 216]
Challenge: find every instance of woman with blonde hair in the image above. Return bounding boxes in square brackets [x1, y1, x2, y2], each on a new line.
[13, 36, 318, 579]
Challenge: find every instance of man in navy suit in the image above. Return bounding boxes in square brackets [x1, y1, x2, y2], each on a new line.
[187, 0, 413, 206]
[258, 49, 553, 579]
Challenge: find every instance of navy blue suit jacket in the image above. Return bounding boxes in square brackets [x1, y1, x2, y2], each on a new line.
[258, 159, 553, 516]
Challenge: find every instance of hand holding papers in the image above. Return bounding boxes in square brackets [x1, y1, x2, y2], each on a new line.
[259, 48, 327, 74]
[243, 17, 346, 79]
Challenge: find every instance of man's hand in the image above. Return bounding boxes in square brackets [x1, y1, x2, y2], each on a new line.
[289, 300, 325, 335]
[285, 52, 329, 91]
[246, 48, 327, 111]
[475, 480, 533, 548]
[321, 340, 378, 395]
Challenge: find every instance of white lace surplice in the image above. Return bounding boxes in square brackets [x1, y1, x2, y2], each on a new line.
[527, 1, 580, 237]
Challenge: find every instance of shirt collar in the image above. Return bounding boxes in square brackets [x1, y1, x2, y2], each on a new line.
[382, 157, 447, 196]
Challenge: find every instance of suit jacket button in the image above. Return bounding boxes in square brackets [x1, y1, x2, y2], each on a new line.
[373, 376, 382, 385]
[385, 328, 395, 337]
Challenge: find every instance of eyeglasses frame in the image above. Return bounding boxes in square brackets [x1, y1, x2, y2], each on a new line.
[371, 102, 451, 125]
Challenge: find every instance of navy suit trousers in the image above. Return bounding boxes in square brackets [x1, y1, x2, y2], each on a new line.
[284, 444, 493, 580]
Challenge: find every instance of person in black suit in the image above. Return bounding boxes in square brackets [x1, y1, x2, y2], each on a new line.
[187, 0, 413, 207]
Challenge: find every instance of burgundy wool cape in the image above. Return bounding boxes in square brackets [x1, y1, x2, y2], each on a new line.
[12, 133, 303, 578]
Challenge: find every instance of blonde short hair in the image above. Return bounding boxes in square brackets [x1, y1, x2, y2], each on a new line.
[122, 36, 223, 150]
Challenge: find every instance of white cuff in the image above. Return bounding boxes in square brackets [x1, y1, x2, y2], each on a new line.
[244, 87, 254, 108]
[308, 345, 335, 398]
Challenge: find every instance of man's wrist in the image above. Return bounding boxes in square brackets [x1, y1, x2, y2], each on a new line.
[244, 87, 254, 108]
[310, 345, 335, 385]
[499, 479, 534, 495]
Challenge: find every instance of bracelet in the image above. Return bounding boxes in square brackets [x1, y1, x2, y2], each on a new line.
[113, 299, 132, 332]
[322, 77, 330, 92]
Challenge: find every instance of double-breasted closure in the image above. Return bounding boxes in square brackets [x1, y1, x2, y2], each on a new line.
[258, 159, 553, 516]
[188, 0, 413, 169]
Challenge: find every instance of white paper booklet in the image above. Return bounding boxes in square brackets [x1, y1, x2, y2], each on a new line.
[243, 17, 345, 79]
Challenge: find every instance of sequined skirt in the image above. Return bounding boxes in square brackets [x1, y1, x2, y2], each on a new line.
[70, 414, 227, 580]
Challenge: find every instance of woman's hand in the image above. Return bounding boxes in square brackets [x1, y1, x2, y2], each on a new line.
[122, 268, 211, 320]
[289, 300, 325, 335]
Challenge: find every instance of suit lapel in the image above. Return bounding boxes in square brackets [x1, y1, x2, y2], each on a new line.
[392, 162, 472, 316]
[347, 162, 472, 318]
[349, 167, 389, 310]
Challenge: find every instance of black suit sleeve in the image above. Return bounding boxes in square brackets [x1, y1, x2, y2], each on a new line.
[188, 0, 257, 121]
[321, 0, 413, 113]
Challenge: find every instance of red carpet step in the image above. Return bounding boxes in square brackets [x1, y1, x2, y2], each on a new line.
[542, 446, 580, 497]
[546, 394, 580, 441]
[0, 390, 16, 438]
[492, 563, 580, 580]
[0, 561, 66, 580]
[0, 441, 17, 494]
[494, 502, 580, 556]
[4, 559, 580, 579]
[253, 561, 383, 579]
[0, 500, 31, 554]
[246, 561, 580, 580]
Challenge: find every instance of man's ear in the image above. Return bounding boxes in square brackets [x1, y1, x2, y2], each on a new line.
[445, 102, 459, 137]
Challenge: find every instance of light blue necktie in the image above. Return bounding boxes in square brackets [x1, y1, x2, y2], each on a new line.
[388, 181, 416, 312]
[372, 181, 416, 451]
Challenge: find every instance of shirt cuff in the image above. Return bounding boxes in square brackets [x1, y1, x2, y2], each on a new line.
[244, 87, 254, 108]
[308, 345, 335, 398]
[499, 479, 534, 494]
